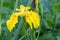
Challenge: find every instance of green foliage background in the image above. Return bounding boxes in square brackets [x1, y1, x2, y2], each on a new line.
[0, 0, 60, 40]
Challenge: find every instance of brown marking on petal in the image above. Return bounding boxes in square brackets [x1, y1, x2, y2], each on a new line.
[14, 15, 17, 17]
[30, 14, 32, 15]
[26, 15, 29, 17]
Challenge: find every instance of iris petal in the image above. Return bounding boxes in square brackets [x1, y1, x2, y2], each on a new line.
[6, 13, 18, 32]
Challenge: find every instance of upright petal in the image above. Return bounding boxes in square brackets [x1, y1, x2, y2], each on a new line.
[20, 5, 25, 9]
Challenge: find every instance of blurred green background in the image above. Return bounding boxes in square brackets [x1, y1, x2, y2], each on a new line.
[0, 0, 60, 40]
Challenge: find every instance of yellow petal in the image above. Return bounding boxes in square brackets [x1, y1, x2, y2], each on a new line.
[15, 12, 25, 17]
[26, 15, 32, 29]
[28, 11, 40, 29]
[20, 5, 25, 9]
[16, 8, 20, 11]
[25, 7, 30, 11]
[6, 13, 18, 32]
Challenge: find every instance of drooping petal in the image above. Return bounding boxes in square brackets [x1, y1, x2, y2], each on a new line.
[28, 11, 40, 29]
[25, 15, 32, 29]
[6, 13, 18, 32]
[32, 12, 40, 28]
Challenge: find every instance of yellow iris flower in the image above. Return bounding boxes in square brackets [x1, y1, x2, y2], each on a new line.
[6, 5, 40, 32]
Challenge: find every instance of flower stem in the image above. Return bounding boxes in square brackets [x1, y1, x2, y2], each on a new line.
[0, 0, 3, 36]
[36, 0, 43, 40]
[14, 0, 18, 12]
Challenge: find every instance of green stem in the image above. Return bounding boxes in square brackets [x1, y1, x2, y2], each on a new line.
[35, 0, 39, 13]
[31, 29, 36, 40]
[19, 30, 30, 40]
[36, 28, 40, 40]
[40, 1, 43, 18]
[14, 0, 18, 12]
[0, 0, 3, 36]
[27, 0, 33, 6]
[36, 0, 44, 40]
[19, 33, 28, 40]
